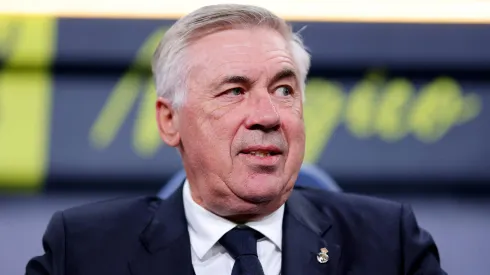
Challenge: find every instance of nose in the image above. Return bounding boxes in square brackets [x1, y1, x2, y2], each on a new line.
[244, 94, 280, 132]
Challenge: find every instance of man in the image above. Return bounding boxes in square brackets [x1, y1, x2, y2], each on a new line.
[26, 4, 446, 275]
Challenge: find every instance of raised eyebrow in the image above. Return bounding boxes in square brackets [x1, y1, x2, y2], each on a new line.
[269, 68, 298, 85]
[213, 69, 297, 89]
[216, 75, 253, 88]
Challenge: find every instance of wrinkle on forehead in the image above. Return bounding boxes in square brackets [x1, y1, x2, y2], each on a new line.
[187, 28, 293, 66]
[185, 28, 298, 96]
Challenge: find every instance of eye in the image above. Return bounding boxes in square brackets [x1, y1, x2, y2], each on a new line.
[274, 86, 293, 97]
[225, 87, 245, 96]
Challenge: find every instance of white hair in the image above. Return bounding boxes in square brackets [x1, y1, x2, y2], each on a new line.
[152, 4, 311, 108]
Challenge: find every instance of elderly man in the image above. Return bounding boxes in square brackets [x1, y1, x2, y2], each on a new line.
[26, 4, 446, 275]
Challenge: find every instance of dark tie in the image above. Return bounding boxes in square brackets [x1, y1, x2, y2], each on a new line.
[219, 227, 266, 275]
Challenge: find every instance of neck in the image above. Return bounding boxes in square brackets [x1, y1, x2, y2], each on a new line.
[223, 213, 266, 224]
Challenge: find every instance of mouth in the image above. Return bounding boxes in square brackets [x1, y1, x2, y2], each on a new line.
[239, 146, 283, 157]
[238, 146, 283, 168]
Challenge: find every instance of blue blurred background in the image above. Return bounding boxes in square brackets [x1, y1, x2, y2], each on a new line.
[1, 2, 490, 274]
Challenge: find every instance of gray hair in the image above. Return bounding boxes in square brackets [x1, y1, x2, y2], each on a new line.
[152, 4, 311, 108]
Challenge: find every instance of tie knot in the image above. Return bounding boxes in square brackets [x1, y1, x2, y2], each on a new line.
[219, 227, 263, 259]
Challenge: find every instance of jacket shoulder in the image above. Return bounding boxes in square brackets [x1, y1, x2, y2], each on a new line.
[61, 196, 162, 235]
[294, 187, 405, 262]
[295, 187, 403, 227]
[293, 188, 446, 274]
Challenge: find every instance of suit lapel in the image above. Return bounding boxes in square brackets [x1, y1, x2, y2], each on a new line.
[129, 186, 194, 275]
[282, 189, 342, 275]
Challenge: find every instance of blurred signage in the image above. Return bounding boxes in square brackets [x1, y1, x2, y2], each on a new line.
[88, 26, 483, 163]
[0, 16, 55, 189]
[0, 16, 489, 191]
[90, 64, 484, 163]
[1, 0, 490, 23]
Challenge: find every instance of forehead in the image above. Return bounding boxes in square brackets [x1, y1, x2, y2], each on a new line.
[185, 28, 296, 82]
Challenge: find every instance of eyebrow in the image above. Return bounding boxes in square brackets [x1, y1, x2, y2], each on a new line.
[269, 68, 298, 85]
[215, 68, 298, 89]
[218, 75, 252, 87]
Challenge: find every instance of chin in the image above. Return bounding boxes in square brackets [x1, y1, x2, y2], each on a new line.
[240, 192, 277, 204]
[222, 199, 278, 221]
[235, 179, 287, 204]
[213, 184, 290, 220]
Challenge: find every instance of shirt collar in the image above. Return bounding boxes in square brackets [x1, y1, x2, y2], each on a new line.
[182, 180, 284, 260]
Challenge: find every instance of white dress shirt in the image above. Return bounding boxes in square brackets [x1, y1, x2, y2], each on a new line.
[183, 180, 284, 275]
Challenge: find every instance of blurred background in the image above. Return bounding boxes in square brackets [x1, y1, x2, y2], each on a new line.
[1, 1, 490, 274]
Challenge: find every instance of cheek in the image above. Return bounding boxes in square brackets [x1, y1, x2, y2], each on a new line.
[293, 99, 303, 118]
[291, 124, 306, 152]
[282, 113, 305, 155]
[280, 99, 304, 134]
[206, 103, 248, 142]
[186, 106, 242, 159]
[292, 103, 305, 146]
[205, 114, 238, 145]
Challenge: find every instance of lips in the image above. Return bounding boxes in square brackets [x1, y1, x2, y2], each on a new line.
[239, 145, 282, 157]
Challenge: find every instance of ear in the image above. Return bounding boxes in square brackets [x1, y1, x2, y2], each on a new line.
[156, 97, 180, 147]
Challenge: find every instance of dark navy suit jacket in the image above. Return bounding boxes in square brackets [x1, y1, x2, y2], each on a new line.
[26, 187, 447, 275]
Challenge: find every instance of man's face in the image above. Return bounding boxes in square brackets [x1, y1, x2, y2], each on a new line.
[159, 27, 305, 219]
